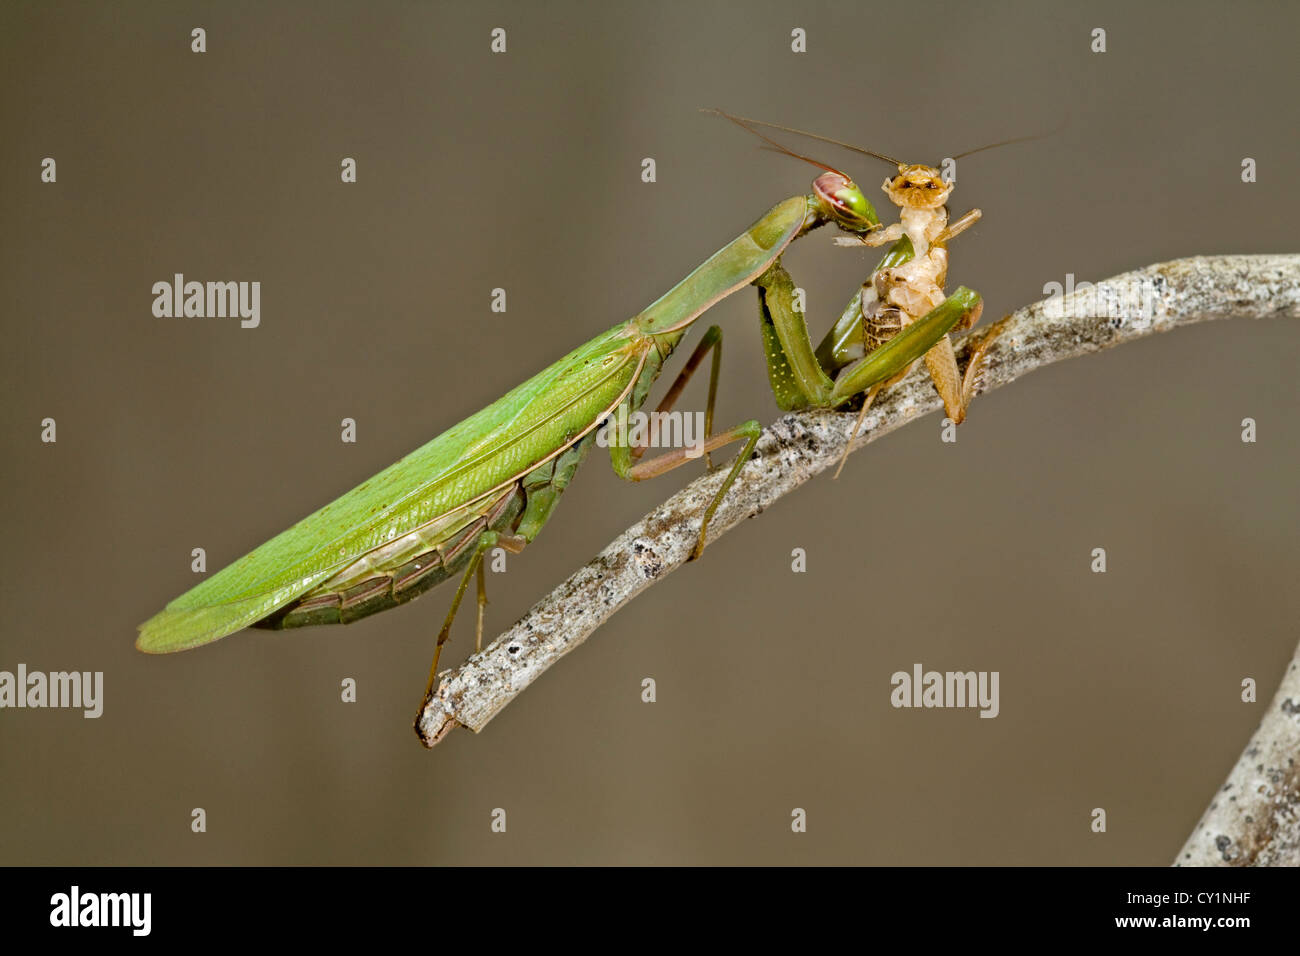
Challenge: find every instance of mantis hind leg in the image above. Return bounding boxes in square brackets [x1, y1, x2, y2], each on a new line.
[417, 436, 589, 725]
[421, 529, 524, 700]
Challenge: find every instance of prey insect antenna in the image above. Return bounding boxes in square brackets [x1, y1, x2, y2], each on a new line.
[951, 113, 1070, 160]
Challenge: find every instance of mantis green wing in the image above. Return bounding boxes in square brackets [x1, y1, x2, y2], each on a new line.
[136, 324, 649, 654]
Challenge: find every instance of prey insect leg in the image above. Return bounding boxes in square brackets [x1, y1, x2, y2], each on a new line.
[831, 361, 918, 480]
[921, 300, 992, 425]
[935, 208, 982, 244]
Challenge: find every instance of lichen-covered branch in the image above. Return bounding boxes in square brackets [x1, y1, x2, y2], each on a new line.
[418, 253, 1300, 862]
[1176, 642, 1300, 866]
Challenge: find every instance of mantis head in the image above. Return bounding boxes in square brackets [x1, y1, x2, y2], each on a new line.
[884, 164, 952, 210]
[703, 109, 882, 234]
[812, 171, 878, 233]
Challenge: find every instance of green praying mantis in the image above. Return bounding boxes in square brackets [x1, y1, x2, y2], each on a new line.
[136, 111, 994, 732]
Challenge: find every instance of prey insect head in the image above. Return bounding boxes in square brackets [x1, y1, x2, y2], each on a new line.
[885, 164, 952, 210]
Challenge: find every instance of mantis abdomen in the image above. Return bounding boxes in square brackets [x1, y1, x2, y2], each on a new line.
[256, 434, 595, 629]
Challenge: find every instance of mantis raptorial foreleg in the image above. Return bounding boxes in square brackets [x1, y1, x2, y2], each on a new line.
[828, 289, 984, 401]
[827, 291, 988, 477]
[814, 236, 917, 371]
[755, 261, 836, 410]
[823, 183, 993, 470]
[752, 257, 987, 476]
[754, 258, 987, 417]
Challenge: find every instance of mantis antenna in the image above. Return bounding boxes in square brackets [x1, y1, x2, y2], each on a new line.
[701, 108, 867, 177]
[703, 108, 905, 168]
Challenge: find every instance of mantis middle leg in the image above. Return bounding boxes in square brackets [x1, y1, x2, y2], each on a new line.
[611, 325, 761, 560]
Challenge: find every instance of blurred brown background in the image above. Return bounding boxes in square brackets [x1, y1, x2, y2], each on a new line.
[2, 1, 1297, 865]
